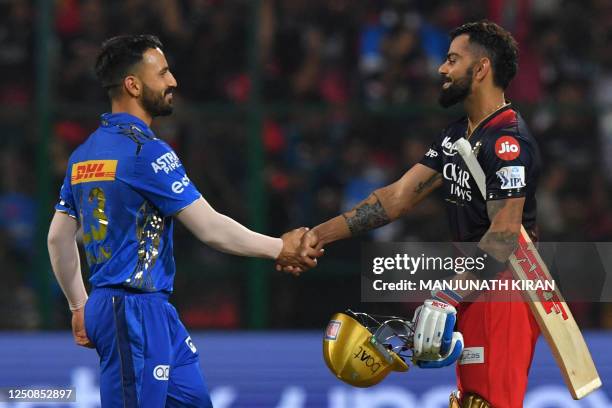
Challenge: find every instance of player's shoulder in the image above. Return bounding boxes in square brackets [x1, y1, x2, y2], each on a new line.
[479, 107, 541, 165]
[136, 136, 176, 160]
[479, 108, 538, 155]
[132, 136, 186, 179]
[483, 107, 533, 140]
[433, 116, 468, 144]
[441, 116, 468, 135]
[65, 128, 103, 165]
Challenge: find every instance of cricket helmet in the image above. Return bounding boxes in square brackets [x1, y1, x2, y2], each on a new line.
[322, 310, 412, 387]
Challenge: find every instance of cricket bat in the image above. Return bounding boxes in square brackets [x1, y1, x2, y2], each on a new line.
[455, 137, 601, 399]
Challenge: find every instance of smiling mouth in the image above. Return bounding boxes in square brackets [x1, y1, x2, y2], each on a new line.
[442, 81, 452, 89]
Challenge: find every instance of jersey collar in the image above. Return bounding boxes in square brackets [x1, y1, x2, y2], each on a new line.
[100, 112, 154, 137]
[469, 102, 513, 136]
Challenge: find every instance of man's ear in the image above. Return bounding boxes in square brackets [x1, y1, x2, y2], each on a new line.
[474, 57, 491, 83]
[123, 75, 141, 98]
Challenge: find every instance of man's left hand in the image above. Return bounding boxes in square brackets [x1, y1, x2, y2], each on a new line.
[71, 307, 94, 349]
[412, 299, 463, 368]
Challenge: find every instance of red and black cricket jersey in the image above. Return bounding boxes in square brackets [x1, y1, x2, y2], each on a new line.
[419, 104, 541, 241]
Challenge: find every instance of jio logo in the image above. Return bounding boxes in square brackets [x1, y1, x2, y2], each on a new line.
[495, 136, 520, 160]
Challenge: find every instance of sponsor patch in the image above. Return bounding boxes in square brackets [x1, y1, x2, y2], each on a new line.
[325, 320, 342, 340]
[71, 160, 118, 185]
[425, 148, 439, 158]
[442, 163, 472, 202]
[459, 347, 484, 365]
[185, 336, 197, 353]
[496, 166, 526, 190]
[494, 136, 520, 160]
[352, 345, 383, 373]
[430, 300, 451, 310]
[151, 151, 182, 174]
[153, 365, 170, 380]
[171, 176, 191, 194]
[441, 136, 458, 156]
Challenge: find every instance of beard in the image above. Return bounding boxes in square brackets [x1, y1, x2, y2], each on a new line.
[141, 83, 174, 117]
[438, 66, 474, 108]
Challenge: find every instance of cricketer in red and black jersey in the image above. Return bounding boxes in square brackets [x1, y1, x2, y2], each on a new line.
[419, 104, 541, 242]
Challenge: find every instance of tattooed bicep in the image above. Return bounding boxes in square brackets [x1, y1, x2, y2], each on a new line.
[413, 173, 442, 195]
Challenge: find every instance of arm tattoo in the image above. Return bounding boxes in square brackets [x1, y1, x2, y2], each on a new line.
[342, 192, 391, 236]
[414, 173, 442, 195]
[486, 199, 508, 219]
[479, 199, 521, 261]
[480, 230, 518, 261]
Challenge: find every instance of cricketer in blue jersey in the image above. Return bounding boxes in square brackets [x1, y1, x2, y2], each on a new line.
[48, 35, 320, 408]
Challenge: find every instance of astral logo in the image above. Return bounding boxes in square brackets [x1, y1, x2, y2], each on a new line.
[151, 151, 182, 174]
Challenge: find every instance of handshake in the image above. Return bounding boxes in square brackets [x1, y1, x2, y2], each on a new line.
[275, 227, 325, 276]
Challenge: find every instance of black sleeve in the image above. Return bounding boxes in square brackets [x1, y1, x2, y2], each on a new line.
[480, 133, 533, 200]
[419, 131, 444, 173]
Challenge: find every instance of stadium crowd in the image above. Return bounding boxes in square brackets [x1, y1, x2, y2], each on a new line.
[1, 0, 611, 329]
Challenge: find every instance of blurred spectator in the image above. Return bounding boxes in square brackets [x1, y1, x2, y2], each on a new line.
[0, 0, 33, 106]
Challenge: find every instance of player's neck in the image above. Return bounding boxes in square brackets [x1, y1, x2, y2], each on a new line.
[464, 90, 507, 137]
[111, 99, 153, 127]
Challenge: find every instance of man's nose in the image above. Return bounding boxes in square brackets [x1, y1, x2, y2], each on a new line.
[168, 72, 177, 88]
[438, 62, 448, 76]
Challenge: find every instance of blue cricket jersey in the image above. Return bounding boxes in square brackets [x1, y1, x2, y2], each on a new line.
[55, 112, 201, 293]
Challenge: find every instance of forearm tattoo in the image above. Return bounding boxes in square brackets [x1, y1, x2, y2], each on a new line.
[480, 200, 520, 261]
[342, 193, 391, 236]
[414, 173, 442, 195]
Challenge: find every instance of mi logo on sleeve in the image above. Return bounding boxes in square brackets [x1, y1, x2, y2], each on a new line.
[71, 160, 118, 184]
[185, 336, 197, 353]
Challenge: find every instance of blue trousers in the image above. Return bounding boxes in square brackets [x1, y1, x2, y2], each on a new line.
[84, 287, 213, 407]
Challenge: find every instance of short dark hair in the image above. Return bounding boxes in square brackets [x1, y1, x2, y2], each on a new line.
[450, 21, 518, 89]
[94, 34, 163, 97]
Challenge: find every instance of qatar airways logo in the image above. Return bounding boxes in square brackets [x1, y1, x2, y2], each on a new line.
[443, 163, 472, 201]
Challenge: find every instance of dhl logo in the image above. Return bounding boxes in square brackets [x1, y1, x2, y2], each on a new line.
[71, 160, 118, 185]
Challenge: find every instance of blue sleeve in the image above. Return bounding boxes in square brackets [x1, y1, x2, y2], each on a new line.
[54, 170, 78, 219]
[481, 133, 533, 200]
[128, 140, 201, 217]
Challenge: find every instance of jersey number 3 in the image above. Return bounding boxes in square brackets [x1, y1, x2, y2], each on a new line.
[81, 187, 112, 265]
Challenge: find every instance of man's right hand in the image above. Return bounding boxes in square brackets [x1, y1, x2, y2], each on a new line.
[294, 229, 325, 271]
[298, 229, 325, 260]
[276, 228, 323, 275]
[71, 307, 94, 349]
